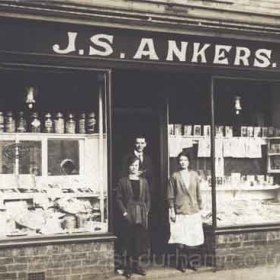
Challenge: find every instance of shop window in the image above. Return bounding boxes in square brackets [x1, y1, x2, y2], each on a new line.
[168, 74, 213, 225]
[214, 78, 280, 227]
[0, 69, 108, 238]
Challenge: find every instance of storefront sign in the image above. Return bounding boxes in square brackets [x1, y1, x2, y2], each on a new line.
[52, 31, 274, 69]
[1, 19, 280, 70]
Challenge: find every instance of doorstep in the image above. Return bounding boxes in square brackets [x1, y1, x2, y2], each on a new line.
[107, 266, 213, 280]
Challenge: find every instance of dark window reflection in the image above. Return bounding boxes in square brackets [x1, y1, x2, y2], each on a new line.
[48, 140, 79, 176]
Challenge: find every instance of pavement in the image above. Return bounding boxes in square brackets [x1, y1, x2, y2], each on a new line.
[107, 264, 280, 280]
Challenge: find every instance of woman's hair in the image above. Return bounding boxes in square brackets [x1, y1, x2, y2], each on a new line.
[126, 155, 140, 171]
[176, 151, 191, 164]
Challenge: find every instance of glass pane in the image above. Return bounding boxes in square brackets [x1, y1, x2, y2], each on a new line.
[215, 78, 280, 227]
[0, 141, 15, 174]
[19, 141, 41, 175]
[168, 74, 213, 226]
[48, 139, 79, 176]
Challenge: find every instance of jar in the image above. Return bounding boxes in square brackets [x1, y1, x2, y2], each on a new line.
[54, 112, 64, 134]
[31, 112, 41, 133]
[44, 113, 53, 133]
[0, 112, 4, 132]
[5, 112, 16, 133]
[16, 112, 27, 133]
[65, 114, 76, 134]
[87, 112, 96, 133]
[78, 113, 86, 134]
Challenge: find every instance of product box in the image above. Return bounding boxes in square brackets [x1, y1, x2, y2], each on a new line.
[275, 128, 280, 137]
[262, 127, 268, 137]
[174, 124, 182, 136]
[253, 126, 262, 137]
[268, 127, 275, 137]
[225, 126, 233, 137]
[183, 125, 192, 136]
[168, 124, 174, 135]
[215, 126, 224, 137]
[241, 126, 248, 137]
[203, 125, 211, 137]
[247, 126, 254, 137]
[193, 125, 202, 136]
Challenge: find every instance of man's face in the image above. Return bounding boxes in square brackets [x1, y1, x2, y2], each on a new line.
[135, 138, 147, 152]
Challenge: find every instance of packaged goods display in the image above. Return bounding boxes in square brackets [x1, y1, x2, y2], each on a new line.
[0, 111, 97, 134]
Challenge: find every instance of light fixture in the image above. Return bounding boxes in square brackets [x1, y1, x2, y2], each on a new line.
[234, 95, 242, 115]
[25, 86, 37, 110]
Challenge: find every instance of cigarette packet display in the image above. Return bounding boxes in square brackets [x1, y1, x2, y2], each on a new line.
[215, 126, 224, 137]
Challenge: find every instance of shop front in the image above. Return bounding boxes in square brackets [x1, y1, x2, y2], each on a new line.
[1, 14, 280, 279]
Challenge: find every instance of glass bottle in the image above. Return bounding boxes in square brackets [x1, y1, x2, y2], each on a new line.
[65, 113, 76, 134]
[44, 113, 53, 133]
[87, 112, 96, 134]
[54, 112, 65, 134]
[0, 112, 4, 133]
[5, 112, 16, 133]
[78, 113, 86, 134]
[31, 112, 41, 133]
[16, 112, 27, 133]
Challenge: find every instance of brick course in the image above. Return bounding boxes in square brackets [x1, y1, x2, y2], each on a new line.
[0, 240, 114, 280]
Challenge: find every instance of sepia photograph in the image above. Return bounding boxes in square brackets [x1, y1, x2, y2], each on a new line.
[0, 1, 280, 279]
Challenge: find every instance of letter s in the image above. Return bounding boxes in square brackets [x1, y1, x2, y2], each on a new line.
[89, 34, 113, 56]
[254, 49, 271, 68]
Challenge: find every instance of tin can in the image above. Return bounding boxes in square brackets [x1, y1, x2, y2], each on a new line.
[87, 112, 96, 133]
[5, 112, 16, 133]
[0, 112, 4, 132]
[44, 113, 53, 133]
[54, 112, 65, 134]
[78, 113, 86, 134]
[65, 114, 76, 134]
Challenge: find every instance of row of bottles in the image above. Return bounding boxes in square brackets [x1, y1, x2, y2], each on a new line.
[0, 112, 96, 134]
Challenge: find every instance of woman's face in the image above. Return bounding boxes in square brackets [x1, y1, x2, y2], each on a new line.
[178, 155, 189, 170]
[129, 159, 140, 175]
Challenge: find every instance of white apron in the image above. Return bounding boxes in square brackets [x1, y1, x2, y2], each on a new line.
[168, 212, 204, 246]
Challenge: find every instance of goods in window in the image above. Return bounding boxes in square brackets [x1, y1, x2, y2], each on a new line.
[5, 112, 16, 133]
[78, 113, 86, 134]
[16, 112, 27, 133]
[54, 112, 64, 133]
[65, 113, 76, 133]
[0, 112, 4, 132]
[44, 113, 53, 133]
[87, 112, 96, 133]
[30, 112, 41, 132]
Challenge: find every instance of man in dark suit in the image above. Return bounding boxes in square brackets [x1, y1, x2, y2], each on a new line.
[121, 136, 153, 190]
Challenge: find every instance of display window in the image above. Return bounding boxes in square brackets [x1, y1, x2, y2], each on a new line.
[214, 77, 280, 227]
[0, 68, 109, 237]
[167, 74, 213, 225]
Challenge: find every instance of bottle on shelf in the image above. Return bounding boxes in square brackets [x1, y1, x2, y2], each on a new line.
[54, 112, 65, 134]
[65, 113, 76, 134]
[30, 112, 41, 133]
[16, 112, 27, 133]
[0, 112, 4, 133]
[87, 112, 96, 133]
[44, 113, 53, 133]
[78, 113, 86, 134]
[5, 112, 16, 133]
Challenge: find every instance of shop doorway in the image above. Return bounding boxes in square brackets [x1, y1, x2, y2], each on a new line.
[112, 70, 169, 259]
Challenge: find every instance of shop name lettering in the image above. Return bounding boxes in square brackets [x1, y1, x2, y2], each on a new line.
[52, 32, 276, 68]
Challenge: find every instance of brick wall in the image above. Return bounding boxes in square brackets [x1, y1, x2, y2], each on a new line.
[215, 229, 280, 270]
[0, 240, 114, 280]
